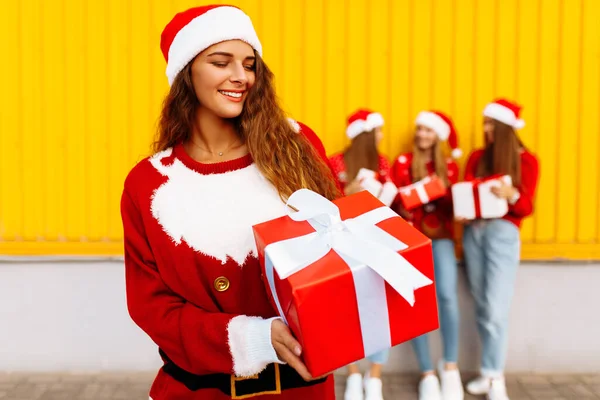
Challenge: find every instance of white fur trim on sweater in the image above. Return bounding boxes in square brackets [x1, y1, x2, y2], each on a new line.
[346, 112, 385, 139]
[166, 6, 262, 85]
[451, 148, 463, 159]
[227, 316, 283, 377]
[483, 103, 525, 129]
[149, 150, 288, 266]
[415, 111, 451, 141]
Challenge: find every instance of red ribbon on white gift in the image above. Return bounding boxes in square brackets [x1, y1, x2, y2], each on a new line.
[451, 174, 512, 219]
[400, 176, 432, 204]
[263, 189, 433, 357]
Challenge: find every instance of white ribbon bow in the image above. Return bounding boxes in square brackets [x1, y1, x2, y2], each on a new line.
[263, 189, 433, 357]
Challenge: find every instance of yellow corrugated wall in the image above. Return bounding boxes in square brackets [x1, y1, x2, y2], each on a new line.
[0, 0, 599, 259]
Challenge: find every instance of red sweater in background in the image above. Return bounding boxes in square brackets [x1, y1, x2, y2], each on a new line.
[328, 153, 392, 186]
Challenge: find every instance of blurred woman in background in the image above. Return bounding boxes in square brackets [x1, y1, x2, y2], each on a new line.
[461, 99, 540, 400]
[329, 109, 397, 206]
[390, 110, 463, 400]
[329, 108, 395, 400]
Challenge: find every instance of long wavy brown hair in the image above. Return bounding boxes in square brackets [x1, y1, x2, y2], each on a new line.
[476, 119, 524, 186]
[343, 130, 379, 182]
[153, 51, 340, 201]
[411, 139, 449, 186]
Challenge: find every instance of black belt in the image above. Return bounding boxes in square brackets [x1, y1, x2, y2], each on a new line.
[159, 349, 327, 399]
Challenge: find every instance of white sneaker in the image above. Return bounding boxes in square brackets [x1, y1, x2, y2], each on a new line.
[486, 378, 509, 400]
[466, 376, 491, 395]
[344, 373, 364, 400]
[418, 375, 442, 400]
[437, 362, 464, 400]
[363, 373, 384, 400]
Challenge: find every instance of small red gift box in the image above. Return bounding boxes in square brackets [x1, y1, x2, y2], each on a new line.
[451, 174, 512, 219]
[398, 175, 447, 210]
[252, 189, 438, 377]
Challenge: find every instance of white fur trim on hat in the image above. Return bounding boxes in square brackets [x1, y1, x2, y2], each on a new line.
[166, 7, 262, 86]
[415, 111, 451, 141]
[483, 103, 525, 129]
[287, 118, 300, 133]
[346, 120, 367, 139]
[346, 112, 384, 139]
[365, 112, 384, 130]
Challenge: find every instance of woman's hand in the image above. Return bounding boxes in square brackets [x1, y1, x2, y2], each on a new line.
[271, 319, 313, 381]
[490, 181, 518, 200]
[344, 179, 363, 196]
[454, 216, 470, 224]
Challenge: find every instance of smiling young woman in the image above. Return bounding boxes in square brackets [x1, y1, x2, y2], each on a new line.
[120, 5, 340, 400]
[390, 111, 463, 400]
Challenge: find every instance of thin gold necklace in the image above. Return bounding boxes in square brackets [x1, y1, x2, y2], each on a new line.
[190, 138, 243, 157]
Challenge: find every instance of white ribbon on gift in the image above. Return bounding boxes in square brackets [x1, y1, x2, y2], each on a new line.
[400, 176, 431, 204]
[263, 189, 433, 357]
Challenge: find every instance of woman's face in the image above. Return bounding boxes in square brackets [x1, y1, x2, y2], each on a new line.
[415, 125, 438, 150]
[190, 40, 256, 119]
[484, 117, 495, 143]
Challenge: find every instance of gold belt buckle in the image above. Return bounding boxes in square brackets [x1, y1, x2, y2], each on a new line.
[230, 363, 281, 399]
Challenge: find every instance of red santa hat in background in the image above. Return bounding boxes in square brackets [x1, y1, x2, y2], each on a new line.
[346, 109, 385, 140]
[415, 110, 462, 159]
[160, 5, 262, 86]
[483, 98, 525, 129]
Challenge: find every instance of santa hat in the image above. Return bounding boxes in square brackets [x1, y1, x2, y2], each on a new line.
[160, 5, 262, 86]
[415, 110, 462, 159]
[483, 98, 525, 129]
[346, 109, 384, 140]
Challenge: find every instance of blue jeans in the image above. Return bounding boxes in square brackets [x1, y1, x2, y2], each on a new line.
[411, 239, 460, 372]
[462, 219, 520, 377]
[348, 348, 390, 368]
[366, 348, 390, 365]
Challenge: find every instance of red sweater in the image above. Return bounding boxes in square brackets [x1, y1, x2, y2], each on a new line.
[464, 148, 539, 228]
[389, 153, 459, 240]
[121, 121, 335, 400]
[328, 153, 392, 186]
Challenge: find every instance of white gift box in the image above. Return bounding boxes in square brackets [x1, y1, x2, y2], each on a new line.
[452, 175, 512, 219]
[356, 168, 397, 207]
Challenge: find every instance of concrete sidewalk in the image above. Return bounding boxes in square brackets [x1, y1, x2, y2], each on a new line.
[0, 372, 598, 399]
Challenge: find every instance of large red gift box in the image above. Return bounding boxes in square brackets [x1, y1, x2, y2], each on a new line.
[252, 189, 438, 377]
[397, 175, 447, 210]
[451, 174, 512, 219]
